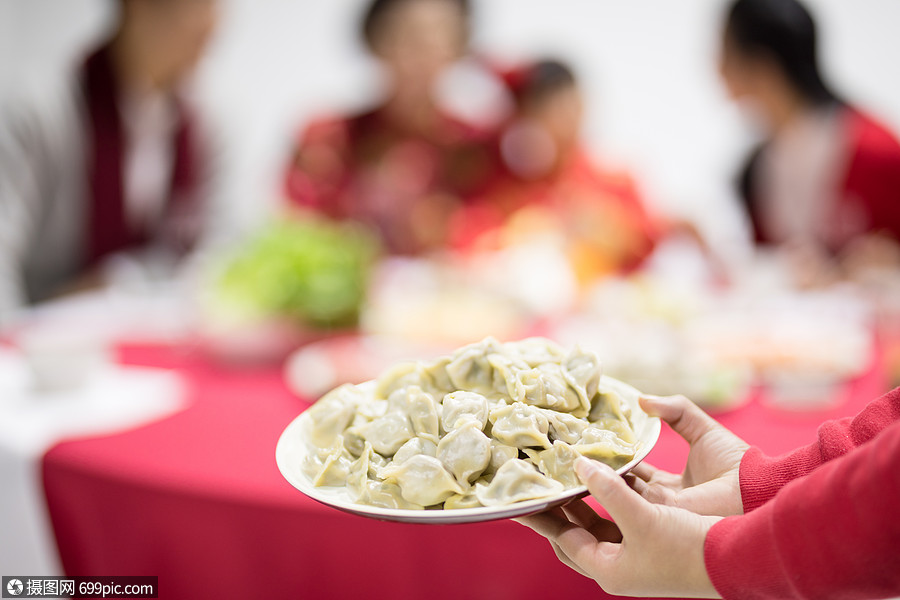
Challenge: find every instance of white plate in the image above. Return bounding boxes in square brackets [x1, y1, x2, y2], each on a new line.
[276, 375, 661, 524]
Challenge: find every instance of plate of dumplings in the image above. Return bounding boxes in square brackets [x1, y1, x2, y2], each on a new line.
[276, 337, 661, 524]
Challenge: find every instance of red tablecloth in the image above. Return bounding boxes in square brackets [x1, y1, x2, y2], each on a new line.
[41, 343, 889, 600]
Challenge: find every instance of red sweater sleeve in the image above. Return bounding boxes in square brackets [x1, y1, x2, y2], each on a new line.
[739, 387, 900, 512]
[704, 416, 900, 599]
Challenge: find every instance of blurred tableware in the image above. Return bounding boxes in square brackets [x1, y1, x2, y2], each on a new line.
[16, 321, 112, 393]
[361, 257, 530, 346]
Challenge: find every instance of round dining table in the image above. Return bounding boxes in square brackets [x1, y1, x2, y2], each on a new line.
[40, 341, 889, 600]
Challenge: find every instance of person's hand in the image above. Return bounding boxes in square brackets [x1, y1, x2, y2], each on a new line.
[630, 394, 749, 517]
[516, 458, 722, 598]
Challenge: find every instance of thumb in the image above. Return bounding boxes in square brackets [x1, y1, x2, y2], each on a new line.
[639, 394, 719, 446]
[575, 457, 652, 534]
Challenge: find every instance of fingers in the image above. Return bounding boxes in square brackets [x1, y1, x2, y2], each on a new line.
[575, 457, 654, 535]
[550, 540, 590, 578]
[639, 394, 720, 446]
[514, 511, 594, 578]
[561, 499, 623, 543]
[514, 506, 577, 540]
[629, 461, 660, 482]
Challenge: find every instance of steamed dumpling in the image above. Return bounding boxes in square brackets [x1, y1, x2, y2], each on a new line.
[436, 420, 491, 485]
[489, 402, 551, 449]
[589, 386, 631, 424]
[562, 347, 601, 416]
[573, 426, 635, 468]
[303, 436, 354, 487]
[362, 412, 414, 456]
[486, 352, 529, 399]
[374, 361, 420, 400]
[360, 481, 424, 510]
[381, 455, 464, 506]
[502, 337, 566, 367]
[443, 490, 483, 510]
[441, 391, 489, 432]
[484, 439, 519, 478]
[392, 436, 437, 466]
[542, 409, 589, 444]
[419, 357, 455, 397]
[475, 459, 564, 506]
[405, 387, 440, 443]
[514, 364, 584, 415]
[445, 338, 501, 395]
[303, 384, 361, 448]
[526, 440, 581, 488]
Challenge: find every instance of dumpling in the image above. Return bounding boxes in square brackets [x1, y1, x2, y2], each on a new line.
[302, 436, 353, 487]
[392, 436, 437, 466]
[347, 442, 373, 499]
[514, 364, 584, 415]
[361, 412, 414, 456]
[562, 347, 601, 416]
[445, 338, 501, 395]
[588, 386, 631, 424]
[526, 440, 581, 488]
[489, 402, 551, 449]
[484, 439, 519, 478]
[501, 337, 566, 367]
[356, 398, 388, 422]
[360, 481, 424, 510]
[381, 455, 464, 506]
[342, 426, 367, 457]
[374, 361, 421, 400]
[591, 416, 636, 445]
[405, 387, 440, 443]
[436, 420, 491, 485]
[541, 409, 589, 444]
[574, 427, 635, 468]
[441, 391, 489, 432]
[475, 458, 564, 506]
[485, 352, 527, 400]
[419, 356, 455, 397]
[303, 384, 361, 448]
[443, 491, 483, 510]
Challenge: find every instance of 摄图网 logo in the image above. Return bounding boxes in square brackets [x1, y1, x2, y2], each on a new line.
[6, 579, 23, 596]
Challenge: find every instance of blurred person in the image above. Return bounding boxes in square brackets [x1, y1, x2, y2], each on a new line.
[451, 59, 663, 282]
[283, 0, 494, 255]
[517, 389, 900, 598]
[720, 0, 900, 287]
[0, 0, 220, 325]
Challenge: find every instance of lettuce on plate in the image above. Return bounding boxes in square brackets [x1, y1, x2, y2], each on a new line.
[211, 218, 379, 329]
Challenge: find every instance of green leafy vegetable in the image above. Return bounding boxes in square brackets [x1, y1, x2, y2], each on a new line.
[212, 217, 379, 328]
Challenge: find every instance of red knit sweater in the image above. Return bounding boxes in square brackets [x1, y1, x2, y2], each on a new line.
[705, 387, 900, 599]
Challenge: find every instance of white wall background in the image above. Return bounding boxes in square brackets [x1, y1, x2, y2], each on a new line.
[2, 0, 899, 239]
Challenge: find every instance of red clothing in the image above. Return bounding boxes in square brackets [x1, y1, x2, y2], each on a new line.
[81, 45, 202, 266]
[451, 149, 660, 278]
[705, 387, 900, 599]
[745, 106, 900, 251]
[283, 107, 493, 255]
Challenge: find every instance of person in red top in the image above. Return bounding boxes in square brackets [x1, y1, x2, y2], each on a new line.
[452, 59, 662, 280]
[516, 387, 900, 598]
[720, 0, 900, 285]
[283, 0, 493, 255]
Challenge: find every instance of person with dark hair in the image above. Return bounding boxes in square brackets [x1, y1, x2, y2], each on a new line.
[451, 58, 662, 281]
[720, 0, 900, 285]
[283, 0, 493, 255]
[0, 0, 220, 325]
